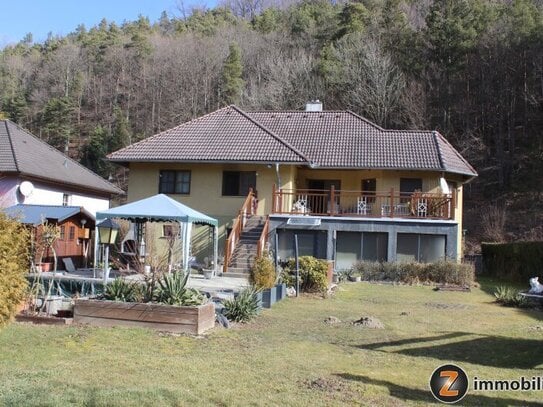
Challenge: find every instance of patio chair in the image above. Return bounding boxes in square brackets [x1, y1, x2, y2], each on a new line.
[357, 196, 372, 215]
[292, 194, 309, 214]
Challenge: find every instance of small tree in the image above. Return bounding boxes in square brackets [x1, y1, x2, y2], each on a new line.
[220, 42, 244, 105]
[0, 212, 30, 326]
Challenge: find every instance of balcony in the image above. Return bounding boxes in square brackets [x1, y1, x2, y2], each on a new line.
[272, 187, 455, 220]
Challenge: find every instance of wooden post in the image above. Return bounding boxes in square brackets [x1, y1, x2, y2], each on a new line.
[390, 188, 395, 218]
[330, 185, 336, 216]
[272, 183, 276, 213]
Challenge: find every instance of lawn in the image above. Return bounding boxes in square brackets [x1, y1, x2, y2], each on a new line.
[0, 279, 542, 406]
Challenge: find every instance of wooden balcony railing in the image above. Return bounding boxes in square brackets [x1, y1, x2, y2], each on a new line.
[272, 186, 454, 220]
[256, 216, 269, 258]
[223, 188, 256, 273]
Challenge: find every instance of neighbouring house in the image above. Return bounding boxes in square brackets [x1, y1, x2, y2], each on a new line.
[108, 102, 477, 275]
[4, 204, 95, 270]
[0, 120, 123, 216]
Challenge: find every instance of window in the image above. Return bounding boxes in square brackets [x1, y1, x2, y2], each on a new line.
[159, 170, 191, 194]
[362, 178, 376, 203]
[162, 224, 180, 238]
[222, 171, 256, 196]
[277, 230, 326, 260]
[336, 232, 388, 270]
[68, 226, 76, 240]
[397, 233, 446, 263]
[400, 178, 423, 203]
[59, 225, 65, 240]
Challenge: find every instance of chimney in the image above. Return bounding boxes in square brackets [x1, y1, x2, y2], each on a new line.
[305, 100, 323, 112]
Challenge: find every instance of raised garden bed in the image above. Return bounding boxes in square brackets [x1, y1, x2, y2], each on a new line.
[74, 299, 215, 334]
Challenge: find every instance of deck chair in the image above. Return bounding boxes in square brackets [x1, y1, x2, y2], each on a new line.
[62, 257, 77, 273]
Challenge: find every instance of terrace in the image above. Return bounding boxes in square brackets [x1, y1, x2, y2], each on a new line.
[272, 186, 455, 220]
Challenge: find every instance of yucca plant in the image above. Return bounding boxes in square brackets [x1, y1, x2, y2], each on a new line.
[494, 286, 529, 308]
[155, 271, 205, 306]
[223, 287, 260, 323]
[103, 278, 141, 302]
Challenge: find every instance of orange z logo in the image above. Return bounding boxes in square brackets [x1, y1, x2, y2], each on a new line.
[439, 371, 459, 397]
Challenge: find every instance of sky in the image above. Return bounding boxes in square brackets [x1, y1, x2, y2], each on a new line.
[0, 0, 212, 46]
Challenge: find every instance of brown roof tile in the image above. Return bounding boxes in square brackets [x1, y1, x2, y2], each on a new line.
[108, 106, 477, 178]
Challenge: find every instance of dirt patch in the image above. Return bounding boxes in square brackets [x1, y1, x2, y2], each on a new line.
[324, 316, 341, 324]
[352, 316, 384, 329]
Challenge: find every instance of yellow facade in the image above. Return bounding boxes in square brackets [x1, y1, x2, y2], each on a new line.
[127, 163, 466, 261]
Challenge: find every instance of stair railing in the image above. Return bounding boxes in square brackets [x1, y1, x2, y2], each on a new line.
[223, 188, 255, 273]
[256, 216, 269, 258]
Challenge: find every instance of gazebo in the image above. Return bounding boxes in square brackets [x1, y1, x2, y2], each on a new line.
[95, 194, 218, 277]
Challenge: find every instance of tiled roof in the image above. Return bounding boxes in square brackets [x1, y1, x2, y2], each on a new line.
[108, 106, 477, 178]
[0, 120, 123, 196]
[5, 204, 94, 226]
[107, 106, 307, 164]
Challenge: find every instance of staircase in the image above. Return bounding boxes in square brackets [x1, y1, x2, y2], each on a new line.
[226, 215, 265, 277]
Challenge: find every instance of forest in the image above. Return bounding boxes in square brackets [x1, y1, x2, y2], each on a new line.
[0, 0, 542, 250]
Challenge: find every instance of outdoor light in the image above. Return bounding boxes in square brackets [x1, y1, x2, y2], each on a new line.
[97, 218, 120, 284]
[98, 218, 120, 245]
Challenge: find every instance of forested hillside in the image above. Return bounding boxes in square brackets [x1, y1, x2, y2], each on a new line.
[1, 0, 542, 249]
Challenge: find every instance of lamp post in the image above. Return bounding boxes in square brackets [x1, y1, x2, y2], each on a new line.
[97, 218, 120, 284]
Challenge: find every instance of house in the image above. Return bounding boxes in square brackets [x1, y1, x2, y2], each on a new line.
[0, 119, 123, 216]
[4, 204, 95, 270]
[108, 103, 477, 274]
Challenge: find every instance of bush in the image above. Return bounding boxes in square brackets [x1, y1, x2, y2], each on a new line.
[282, 256, 328, 293]
[223, 287, 260, 323]
[494, 286, 529, 308]
[0, 212, 30, 327]
[155, 271, 205, 306]
[250, 254, 276, 289]
[354, 260, 474, 286]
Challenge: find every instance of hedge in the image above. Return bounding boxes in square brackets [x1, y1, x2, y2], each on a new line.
[481, 241, 543, 282]
[0, 212, 30, 327]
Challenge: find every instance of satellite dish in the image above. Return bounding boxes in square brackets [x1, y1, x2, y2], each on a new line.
[439, 177, 450, 194]
[18, 181, 34, 197]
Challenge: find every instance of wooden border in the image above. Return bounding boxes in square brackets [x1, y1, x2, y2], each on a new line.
[74, 300, 215, 334]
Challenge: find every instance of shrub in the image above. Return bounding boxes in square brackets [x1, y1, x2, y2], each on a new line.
[282, 256, 328, 293]
[103, 278, 141, 302]
[155, 271, 205, 306]
[494, 286, 529, 308]
[0, 212, 30, 327]
[354, 260, 474, 286]
[250, 254, 276, 289]
[223, 287, 260, 323]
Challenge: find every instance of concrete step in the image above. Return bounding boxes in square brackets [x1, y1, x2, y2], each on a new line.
[224, 267, 251, 276]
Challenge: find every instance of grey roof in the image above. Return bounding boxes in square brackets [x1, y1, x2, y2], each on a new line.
[107, 106, 306, 164]
[5, 204, 94, 226]
[108, 106, 477, 178]
[0, 120, 123, 196]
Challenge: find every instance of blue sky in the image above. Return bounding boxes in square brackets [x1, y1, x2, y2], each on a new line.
[0, 0, 212, 46]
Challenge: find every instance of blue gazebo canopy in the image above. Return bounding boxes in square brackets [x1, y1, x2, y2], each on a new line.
[96, 194, 217, 226]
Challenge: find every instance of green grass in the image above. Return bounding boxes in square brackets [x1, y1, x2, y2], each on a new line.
[1, 279, 542, 406]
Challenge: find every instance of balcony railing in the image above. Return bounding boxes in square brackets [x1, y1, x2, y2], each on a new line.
[272, 185, 454, 220]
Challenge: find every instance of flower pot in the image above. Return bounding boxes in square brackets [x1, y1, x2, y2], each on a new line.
[203, 269, 214, 279]
[262, 286, 278, 308]
[275, 283, 286, 301]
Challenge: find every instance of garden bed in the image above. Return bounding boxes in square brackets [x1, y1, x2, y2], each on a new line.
[74, 299, 215, 334]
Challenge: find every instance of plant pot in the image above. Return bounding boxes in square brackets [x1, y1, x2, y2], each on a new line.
[38, 262, 53, 272]
[275, 283, 286, 302]
[348, 275, 361, 282]
[262, 286, 278, 308]
[203, 269, 214, 279]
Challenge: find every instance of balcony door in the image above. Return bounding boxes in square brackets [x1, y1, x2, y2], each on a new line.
[307, 179, 341, 214]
